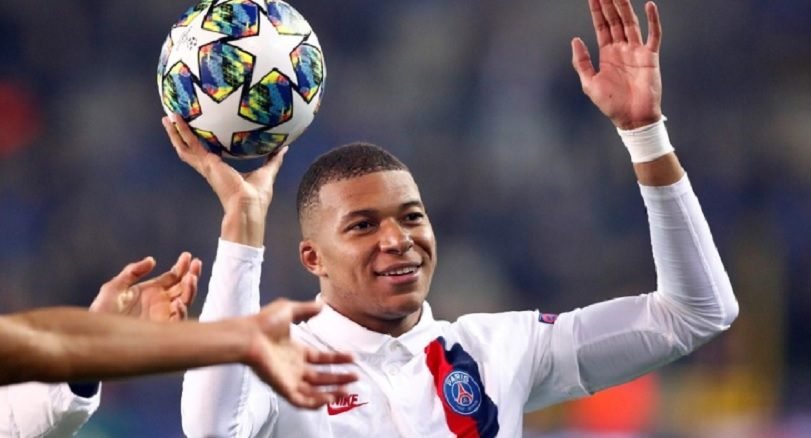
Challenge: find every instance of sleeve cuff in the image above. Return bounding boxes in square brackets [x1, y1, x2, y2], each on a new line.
[638, 173, 692, 201]
[217, 238, 265, 263]
[68, 382, 100, 398]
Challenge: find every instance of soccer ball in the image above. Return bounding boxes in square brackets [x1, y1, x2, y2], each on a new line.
[157, 0, 325, 159]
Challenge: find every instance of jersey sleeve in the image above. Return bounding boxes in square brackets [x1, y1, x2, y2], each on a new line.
[0, 382, 100, 437]
[181, 239, 276, 438]
[524, 174, 738, 411]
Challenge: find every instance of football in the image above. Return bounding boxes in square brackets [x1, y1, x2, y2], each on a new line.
[157, 0, 325, 158]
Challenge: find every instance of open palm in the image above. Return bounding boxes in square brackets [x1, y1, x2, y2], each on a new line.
[247, 299, 357, 409]
[91, 252, 202, 321]
[572, 0, 663, 129]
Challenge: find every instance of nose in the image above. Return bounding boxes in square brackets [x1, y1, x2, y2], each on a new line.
[379, 219, 413, 255]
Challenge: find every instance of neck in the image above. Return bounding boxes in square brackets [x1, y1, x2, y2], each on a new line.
[323, 297, 423, 338]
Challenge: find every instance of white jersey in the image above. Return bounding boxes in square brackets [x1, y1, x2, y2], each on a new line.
[0, 383, 100, 438]
[182, 174, 738, 438]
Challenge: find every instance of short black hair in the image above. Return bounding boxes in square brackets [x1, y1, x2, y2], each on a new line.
[296, 142, 410, 229]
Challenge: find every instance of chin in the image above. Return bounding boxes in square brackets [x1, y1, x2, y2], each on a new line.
[381, 289, 426, 318]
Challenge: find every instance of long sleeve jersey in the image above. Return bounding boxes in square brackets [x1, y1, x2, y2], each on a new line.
[0, 383, 100, 437]
[181, 174, 738, 438]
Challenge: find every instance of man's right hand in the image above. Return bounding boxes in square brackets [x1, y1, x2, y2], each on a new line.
[162, 114, 288, 247]
[245, 299, 358, 409]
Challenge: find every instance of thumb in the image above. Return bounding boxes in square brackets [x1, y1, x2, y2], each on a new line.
[571, 37, 596, 92]
[111, 257, 157, 288]
[288, 300, 323, 324]
[249, 146, 289, 188]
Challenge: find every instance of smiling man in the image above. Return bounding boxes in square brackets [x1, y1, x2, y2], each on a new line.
[297, 155, 435, 337]
[174, 1, 738, 437]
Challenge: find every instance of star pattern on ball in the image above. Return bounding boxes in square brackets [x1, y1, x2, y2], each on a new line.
[189, 84, 265, 150]
[228, 7, 306, 87]
[265, 88, 313, 136]
[164, 7, 227, 79]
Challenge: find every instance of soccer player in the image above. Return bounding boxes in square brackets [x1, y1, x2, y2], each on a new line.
[171, 1, 739, 436]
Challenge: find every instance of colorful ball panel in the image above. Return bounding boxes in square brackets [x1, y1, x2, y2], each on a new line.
[240, 70, 293, 127]
[162, 63, 201, 120]
[199, 41, 253, 102]
[229, 131, 288, 158]
[176, 0, 214, 27]
[266, 1, 311, 36]
[193, 128, 225, 155]
[204, 0, 260, 38]
[291, 43, 324, 103]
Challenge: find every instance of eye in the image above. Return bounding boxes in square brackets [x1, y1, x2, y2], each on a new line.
[349, 220, 375, 232]
[403, 212, 425, 223]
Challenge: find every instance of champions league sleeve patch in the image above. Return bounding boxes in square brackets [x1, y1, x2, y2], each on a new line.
[425, 337, 499, 438]
[538, 312, 558, 324]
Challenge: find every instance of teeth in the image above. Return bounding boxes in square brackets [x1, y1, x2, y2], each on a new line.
[381, 266, 417, 276]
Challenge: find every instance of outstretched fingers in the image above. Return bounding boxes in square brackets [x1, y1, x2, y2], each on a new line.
[288, 385, 343, 409]
[613, 0, 642, 45]
[303, 368, 358, 387]
[250, 145, 289, 190]
[588, 0, 611, 47]
[113, 257, 157, 288]
[154, 252, 192, 290]
[178, 257, 202, 306]
[599, 0, 626, 43]
[645, 1, 662, 53]
[162, 114, 211, 169]
[306, 348, 355, 366]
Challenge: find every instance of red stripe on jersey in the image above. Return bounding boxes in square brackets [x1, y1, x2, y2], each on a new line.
[425, 339, 481, 438]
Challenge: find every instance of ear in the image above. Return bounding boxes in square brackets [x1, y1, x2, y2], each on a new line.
[299, 239, 327, 277]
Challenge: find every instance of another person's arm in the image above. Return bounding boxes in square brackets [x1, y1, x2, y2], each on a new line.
[0, 300, 354, 389]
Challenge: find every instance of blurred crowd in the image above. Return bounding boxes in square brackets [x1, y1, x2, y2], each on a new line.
[1, 1, 810, 436]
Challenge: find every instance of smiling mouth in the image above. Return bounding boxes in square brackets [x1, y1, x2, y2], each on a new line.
[376, 264, 422, 277]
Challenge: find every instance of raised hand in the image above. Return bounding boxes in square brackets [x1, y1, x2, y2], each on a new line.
[572, 0, 663, 129]
[91, 252, 202, 321]
[162, 114, 288, 247]
[245, 299, 358, 409]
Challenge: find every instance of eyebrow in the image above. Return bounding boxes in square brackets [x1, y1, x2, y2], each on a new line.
[339, 200, 424, 223]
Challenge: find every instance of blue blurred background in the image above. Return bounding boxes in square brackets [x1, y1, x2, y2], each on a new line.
[1, 1, 810, 436]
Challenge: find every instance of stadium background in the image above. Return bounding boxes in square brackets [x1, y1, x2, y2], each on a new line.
[1, 1, 810, 436]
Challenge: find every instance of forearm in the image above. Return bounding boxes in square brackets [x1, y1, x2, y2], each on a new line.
[1, 308, 252, 385]
[182, 239, 271, 437]
[633, 152, 684, 187]
[220, 204, 267, 248]
[561, 181, 739, 392]
[559, 161, 737, 394]
[642, 174, 738, 327]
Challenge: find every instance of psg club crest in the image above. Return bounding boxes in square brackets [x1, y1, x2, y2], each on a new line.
[442, 370, 482, 415]
[538, 312, 558, 324]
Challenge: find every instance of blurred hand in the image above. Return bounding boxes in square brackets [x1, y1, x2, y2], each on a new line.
[572, 0, 663, 130]
[246, 298, 358, 409]
[91, 252, 202, 321]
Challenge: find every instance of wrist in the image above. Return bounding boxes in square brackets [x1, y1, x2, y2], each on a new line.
[221, 208, 266, 247]
[617, 116, 674, 163]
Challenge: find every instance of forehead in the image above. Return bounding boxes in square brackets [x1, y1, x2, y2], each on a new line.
[317, 170, 422, 217]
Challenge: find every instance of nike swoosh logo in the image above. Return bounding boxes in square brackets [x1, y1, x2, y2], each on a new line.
[327, 401, 368, 416]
